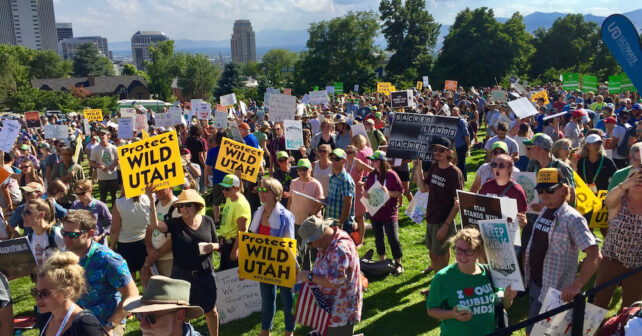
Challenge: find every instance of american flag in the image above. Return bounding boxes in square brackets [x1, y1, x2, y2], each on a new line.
[295, 282, 331, 335]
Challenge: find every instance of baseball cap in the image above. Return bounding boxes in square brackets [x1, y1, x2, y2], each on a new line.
[571, 110, 587, 118]
[491, 141, 509, 153]
[238, 123, 250, 130]
[523, 133, 553, 151]
[329, 148, 347, 160]
[21, 182, 44, 193]
[276, 151, 289, 161]
[535, 168, 562, 189]
[365, 119, 375, 126]
[604, 103, 615, 111]
[368, 150, 387, 161]
[604, 117, 616, 124]
[430, 136, 453, 150]
[180, 148, 191, 155]
[219, 174, 240, 188]
[585, 134, 603, 144]
[632, 103, 642, 110]
[20, 144, 30, 151]
[297, 159, 311, 169]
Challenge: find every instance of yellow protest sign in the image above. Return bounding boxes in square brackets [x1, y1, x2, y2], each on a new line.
[215, 137, 263, 183]
[416, 81, 423, 91]
[531, 90, 549, 105]
[377, 82, 392, 94]
[118, 130, 184, 198]
[589, 190, 609, 228]
[238, 232, 297, 288]
[573, 171, 599, 215]
[83, 109, 103, 122]
[73, 138, 83, 164]
[390, 86, 396, 92]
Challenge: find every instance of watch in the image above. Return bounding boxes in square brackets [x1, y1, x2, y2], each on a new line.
[104, 321, 115, 330]
[307, 273, 314, 282]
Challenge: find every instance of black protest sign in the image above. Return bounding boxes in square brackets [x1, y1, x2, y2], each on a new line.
[387, 113, 459, 161]
[390, 91, 411, 109]
[457, 191, 504, 228]
[0, 237, 37, 278]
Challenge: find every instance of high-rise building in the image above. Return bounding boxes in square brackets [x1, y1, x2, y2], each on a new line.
[59, 36, 111, 61]
[131, 31, 169, 70]
[0, 0, 58, 52]
[56, 22, 72, 41]
[230, 20, 256, 64]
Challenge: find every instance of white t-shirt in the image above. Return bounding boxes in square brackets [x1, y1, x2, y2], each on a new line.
[30, 228, 64, 265]
[152, 196, 180, 261]
[90, 144, 119, 181]
[611, 125, 628, 159]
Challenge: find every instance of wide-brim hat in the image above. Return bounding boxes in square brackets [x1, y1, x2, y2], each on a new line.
[124, 276, 203, 319]
[174, 189, 205, 207]
[299, 216, 333, 244]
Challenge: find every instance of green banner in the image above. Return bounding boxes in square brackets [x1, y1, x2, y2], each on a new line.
[313, 86, 319, 91]
[581, 75, 597, 92]
[562, 73, 580, 90]
[334, 82, 344, 95]
[620, 73, 635, 92]
[609, 75, 621, 94]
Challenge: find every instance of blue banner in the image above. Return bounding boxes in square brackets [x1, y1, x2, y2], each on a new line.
[601, 14, 642, 92]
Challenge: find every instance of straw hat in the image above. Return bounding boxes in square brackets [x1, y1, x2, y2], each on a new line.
[174, 189, 205, 208]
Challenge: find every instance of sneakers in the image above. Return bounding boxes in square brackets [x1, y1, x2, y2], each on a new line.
[393, 262, 404, 276]
[421, 265, 434, 275]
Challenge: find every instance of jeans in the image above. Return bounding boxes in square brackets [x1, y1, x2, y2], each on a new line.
[526, 279, 542, 334]
[456, 145, 468, 181]
[371, 219, 402, 260]
[259, 282, 294, 332]
[98, 178, 119, 206]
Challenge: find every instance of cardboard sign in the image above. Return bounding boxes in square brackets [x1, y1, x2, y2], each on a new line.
[490, 90, 507, 103]
[562, 73, 580, 90]
[220, 93, 237, 106]
[0, 119, 21, 152]
[589, 190, 609, 228]
[334, 82, 343, 95]
[507, 97, 539, 119]
[360, 180, 390, 216]
[215, 267, 261, 324]
[267, 93, 296, 122]
[215, 137, 263, 183]
[308, 90, 329, 105]
[423, 76, 429, 87]
[531, 288, 607, 336]
[512, 172, 540, 215]
[582, 75, 598, 92]
[83, 109, 103, 122]
[238, 232, 297, 288]
[72, 137, 83, 164]
[118, 118, 134, 139]
[530, 90, 549, 105]
[390, 90, 412, 109]
[284, 120, 303, 150]
[444, 80, 458, 91]
[387, 113, 459, 161]
[25, 111, 41, 128]
[354, 84, 359, 92]
[573, 171, 599, 215]
[0, 237, 37, 278]
[44, 125, 68, 139]
[478, 219, 525, 291]
[213, 111, 228, 129]
[416, 81, 423, 91]
[377, 82, 392, 94]
[118, 130, 184, 198]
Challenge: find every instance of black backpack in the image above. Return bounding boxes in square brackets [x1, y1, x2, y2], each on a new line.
[616, 124, 635, 157]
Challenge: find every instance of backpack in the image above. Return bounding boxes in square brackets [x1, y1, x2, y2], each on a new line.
[27, 227, 59, 252]
[616, 124, 635, 157]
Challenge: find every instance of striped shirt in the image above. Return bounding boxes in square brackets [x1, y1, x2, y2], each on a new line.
[325, 168, 355, 229]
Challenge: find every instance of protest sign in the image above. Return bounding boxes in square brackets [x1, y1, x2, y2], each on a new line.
[25, 111, 41, 128]
[0, 119, 21, 152]
[0, 166, 10, 185]
[512, 172, 540, 215]
[573, 171, 599, 215]
[325, 85, 334, 95]
[387, 113, 459, 161]
[390, 90, 413, 109]
[354, 84, 359, 92]
[267, 93, 297, 122]
[72, 136, 83, 164]
[457, 190, 518, 228]
[135, 113, 149, 132]
[334, 82, 343, 95]
[215, 267, 261, 324]
[582, 75, 598, 92]
[478, 219, 525, 291]
[377, 82, 392, 94]
[509, 76, 519, 83]
[444, 80, 458, 91]
[608, 75, 621, 93]
[213, 111, 228, 129]
[511, 82, 528, 96]
[416, 81, 423, 91]
[83, 119, 90, 134]
[491, 90, 507, 103]
[120, 107, 136, 117]
[220, 93, 237, 106]
[543, 111, 568, 121]
[284, 120, 303, 150]
[44, 125, 68, 139]
[0, 237, 37, 278]
[193, 102, 211, 120]
[620, 73, 635, 91]
[238, 231, 297, 288]
[360, 180, 391, 216]
[118, 130, 184, 198]
[589, 190, 609, 228]
[423, 76, 429, 87]
[507, 97, 539, 119]
[155, 109, 183, 128]
[308, 90, 329, 105]
[215, 137, 263, 182]
[83, 109, 103, 122]
[601, 14, 642, 93]
[530, 288, 607, 336]
[405, 190, 428, 225]
[530, 90, 549, 105]
[562, 73, 580, 90]
[350, 123, 369, 146]
[301, 94, 311, 105]
[118, 118, 134, 139]
[282, 88, 292, 96]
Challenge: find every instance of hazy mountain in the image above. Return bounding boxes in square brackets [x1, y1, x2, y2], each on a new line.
[495, 9, 642, 33]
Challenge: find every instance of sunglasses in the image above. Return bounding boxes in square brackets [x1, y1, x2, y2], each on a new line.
[432, 147, 447, 153]
[490, 162, 510, 169]
[223, 187, 232, 192]
[454, 247, 474, 256]
[331, 156, 343, 162]
[135, 311, 175, 325]
[536, 185, 561, 194]
[257, 187, 268, 192]
[22, 209, 34, 216]
[30, 288, 53, 299]
[61, 229, 88, 238]
[175, 203, 196, 209]
[562, 146, 570, 150]
[318, 150, 328, 153]
[492, 150, 505, 155]
[297, 167, 309, 172]
[346, 151, 355, 154]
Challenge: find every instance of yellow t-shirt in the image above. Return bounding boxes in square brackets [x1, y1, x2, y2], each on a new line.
[219, 194, 251, 239]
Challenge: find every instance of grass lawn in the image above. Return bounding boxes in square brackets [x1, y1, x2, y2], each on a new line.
[9, 129, 624, 335]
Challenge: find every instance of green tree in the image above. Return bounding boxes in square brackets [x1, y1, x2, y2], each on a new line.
[379, 0, 440, 80]
[214, 63, 244, 98]
[144, 40, 181, 101]
[29, 50, 71, 79]
[260, 49, 298, 88]
[293, 11, 384, 94]
[72, 42, 114, 77]
[240, 61, 262, 79]
[177, 53, 221, 100]
[502, 12, 534, 76]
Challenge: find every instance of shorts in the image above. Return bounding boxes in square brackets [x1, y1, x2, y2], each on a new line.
[172, 267, 217, 313]
[211, 184, 226, 207]
[425, 223, 456, 255]
[116, 239, 147, 274]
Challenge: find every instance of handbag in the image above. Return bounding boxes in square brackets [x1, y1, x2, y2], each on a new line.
[482, 264, 509, 330]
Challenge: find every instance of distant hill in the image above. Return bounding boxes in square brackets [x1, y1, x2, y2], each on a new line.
[496, 9, 642, 33]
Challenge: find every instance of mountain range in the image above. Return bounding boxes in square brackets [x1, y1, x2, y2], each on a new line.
[108, 9, 642, 59]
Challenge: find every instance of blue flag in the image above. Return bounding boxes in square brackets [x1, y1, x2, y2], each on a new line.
[601, 14, 642, 92]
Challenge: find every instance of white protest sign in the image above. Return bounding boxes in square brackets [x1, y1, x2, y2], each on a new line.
[309, 119, 320, 135]
[213, 111, 228, 129]
[135, 114, 149, 132]
[155, 108, 183, 128]
[0, 120, 21, 152]
[360, 180, 390, 216]
[267, 93, 296, 122]
[118, 118, 134, 139]
[354, 84, 359, 92]
[301, 94, 310, 105]
[543, 111, 567, 121]
[266, 87, 280, 94]
[478, 219, 525, 291]
[423, 76, 429, 87]
[239, 100, 247, 116]
[228, 121, 244, 143]
[44, 125, 68, 139]
[83, 119, 90, 134]
[511, 82, 528, 96]
[309, 90, 329, 105]
[220, 93, 237, 106]
[296, 104, 306, 117]
[405, 190, 428, 225]
[350, 123, 370, 146]
[507, 97, 539, 119]
[284, 120, 303, 150]
[193, 102, 211, 120]
[215, 267, 261, 324]
[530, 288, 607, 336]
[512, 172, 540, 215]
[120, 108, 136, 117]
[491, 90, 507, 103]
[325, 85, 335, 94]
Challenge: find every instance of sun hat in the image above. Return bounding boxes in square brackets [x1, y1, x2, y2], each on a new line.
[219, 174, 240, 188]
[123, 276, 203, 319]
[174, 189, 205, 208]
[298, 216, 333, 244]
[21, 182, 44, 193]
[368, 150, 387, 161]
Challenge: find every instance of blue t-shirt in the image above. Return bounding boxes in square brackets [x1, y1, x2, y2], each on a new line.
[243, 133, 259, 149]
[536, 113, 546, 133]
[205, 146, 227, 184]
[454, 118, 470, 148]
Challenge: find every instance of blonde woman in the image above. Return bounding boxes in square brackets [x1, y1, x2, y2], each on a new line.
[22, 198, 64, 265]
[551, 138, 573, 165]
[18, 160, 44, 188]
[312, 144, 333, 196]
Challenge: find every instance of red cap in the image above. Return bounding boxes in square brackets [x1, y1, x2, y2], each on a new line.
[238, 122, 250, 130]
[571, 110, 586, 118]
[180, 148, 191, 155]
[604, 117, 616, 124]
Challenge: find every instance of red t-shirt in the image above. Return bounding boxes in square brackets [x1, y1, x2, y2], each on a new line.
[479, 178, 529, 213]
[258, 223, 271, 236]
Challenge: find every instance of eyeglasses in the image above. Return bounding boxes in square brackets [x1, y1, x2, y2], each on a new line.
[492, 150, 505, 155]
[175, 203, 196, 209]
[274, 128, 282, 131]
[30, 288, 53, 299]
[490, 162, 510, 169]
[432, 147, 446, 153]
[257, 187, 268, 192]
[60, 230, 88, 238]
[454, 247, 474, 256]
[135, 311, 175, 325]
[536, 185, 562, 194]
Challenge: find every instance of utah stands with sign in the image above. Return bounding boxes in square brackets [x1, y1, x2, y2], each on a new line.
[238, 232, 297, 288]
[215, 138, 263, 182]
[118, 130, 184, 198]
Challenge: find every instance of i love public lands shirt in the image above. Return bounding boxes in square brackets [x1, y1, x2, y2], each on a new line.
[426, 263, 499, 336]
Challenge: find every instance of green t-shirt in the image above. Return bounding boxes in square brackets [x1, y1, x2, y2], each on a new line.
[254, 131, 268, 147]
[426, 263, 498, 336]
[607, 166, 631, 191]
[219, 194, 251, 239]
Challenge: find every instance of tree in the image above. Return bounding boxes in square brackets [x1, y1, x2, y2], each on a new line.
[214, 63, 244, 98]
[177, 53, 221, 100]
[502, 12, 534, 77]
[260, 49, 298, 88]
[293, 11, 384, 94]
[379, 0, 440, 80]
[144, 40, 181, 101]
[72, 42, 114, 77]
[240, 61, 262, 79]
[29, 50, 71, 79]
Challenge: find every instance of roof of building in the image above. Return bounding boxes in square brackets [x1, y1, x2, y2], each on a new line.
[31, 75, 147, 94]
[133, 31, 166, 36]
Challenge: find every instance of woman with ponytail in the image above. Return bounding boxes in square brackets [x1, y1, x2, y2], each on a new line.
[22, 198, 64, 265]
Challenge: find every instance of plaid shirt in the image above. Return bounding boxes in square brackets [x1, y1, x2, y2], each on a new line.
[325, 168, 355, 228]
[525, 202, 596, 303]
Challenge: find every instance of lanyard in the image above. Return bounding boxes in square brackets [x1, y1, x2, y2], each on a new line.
[582, 155, 604, 184]
[82, 242, 97, 269]
[41, 303, 75, 336]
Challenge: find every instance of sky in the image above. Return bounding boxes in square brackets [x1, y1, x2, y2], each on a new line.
[53, 0, 636, 42]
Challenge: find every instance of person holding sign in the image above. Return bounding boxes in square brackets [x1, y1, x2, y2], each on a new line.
[146, 188, 220, 336]
[523, 168, 601, 334]
[427, 228, 517, 336]
[593, 168, 642, 310]
[248, 177, 296, 336]
[479, 154, 528, 227]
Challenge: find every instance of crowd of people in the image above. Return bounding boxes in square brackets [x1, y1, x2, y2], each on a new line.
[0, 82, 640, 336]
